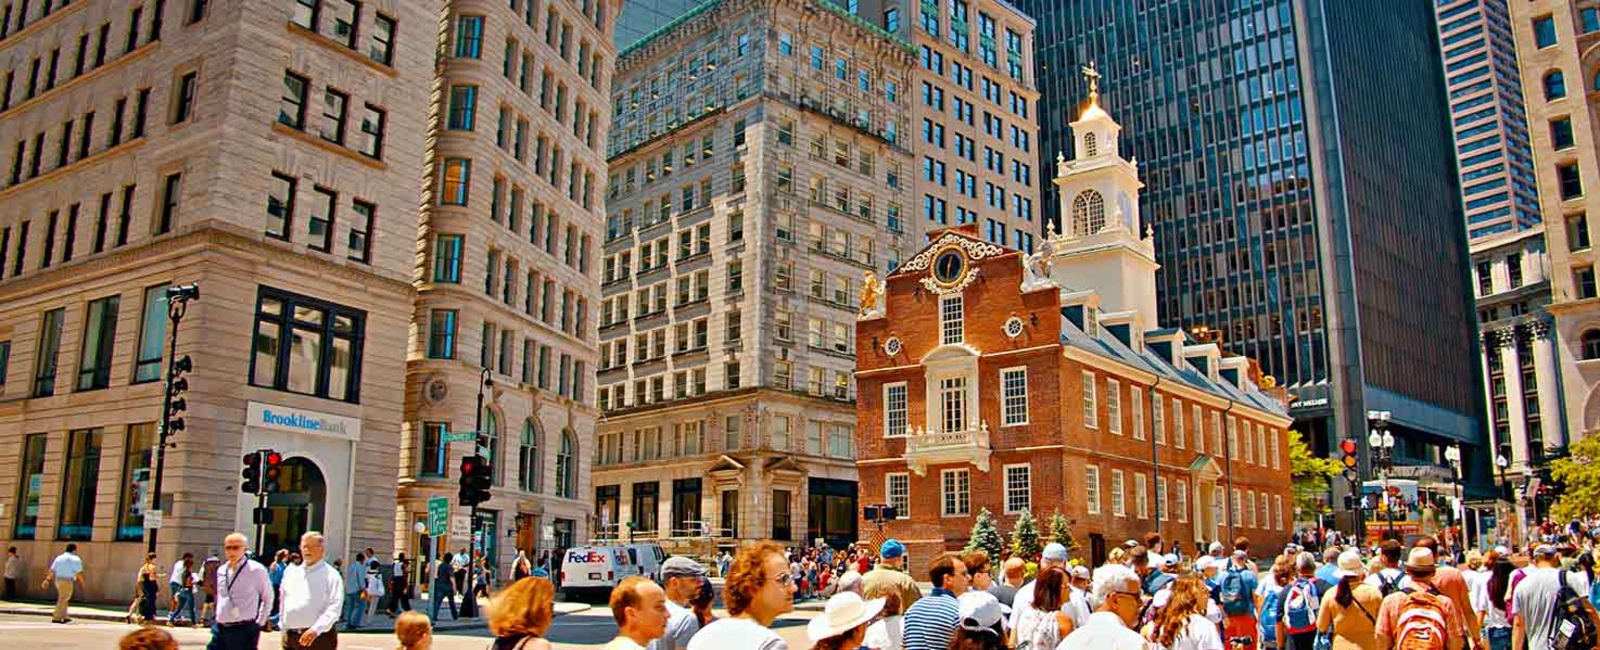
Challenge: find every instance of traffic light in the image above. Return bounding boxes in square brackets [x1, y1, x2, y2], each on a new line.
[166, 355, 192, 435]
[263, 451, 283, 493]
[241, 452, 261, 494]
[459, 455, 493, 506]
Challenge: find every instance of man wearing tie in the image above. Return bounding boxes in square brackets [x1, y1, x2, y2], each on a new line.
[209, 533, 274, 650]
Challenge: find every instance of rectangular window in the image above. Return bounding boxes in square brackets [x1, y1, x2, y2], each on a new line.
[1005, 464, 1030, 513]
[249, 287, 366, 403]
[941, 468, 970, 516]
[347, 200, 374, 263]
[427, 310, 457, 359]
[308, 186, 336, 251]
[33, 308, 64, 397]
[432, 234, 462, 283]
[368, 13, 396, 65]
[329, 0, 359, 47]
[172, 71, 197, 124]
[1131, 386, 1145, 440]
[1085, 465, 1102, 514]
[884, 382, 908, 437]
[1553, 118, 1576, 150]
[357, 103, 385, 159]
[1001, 367, 1027, 425]
[419, 422, 448, 477]
[1111, 469, 1126, 517]
[1560, 163, 1584, 200]
[447, 85, 476, 130]
[1135, 472, 1148, 519]
[887, 472, 909, 519]
[1576, 265, 1597, 299]
[76, 295, 120, 391]
[455, 15, 483, 58]
[293, 0, 320, 30]
[939, 376, 967, 434]
[279, 71, 309, 129]
[156, 172, 181, 235]
[320, 87, 348, 143]
[1177, 480, 1188, 522]
[57, 428, 103, 541]
[772, 489, 791, 540]
[441, 158, 471, 205]
[1534, 15, 1557, 48]
[13, 433, 46, 539]
[1082, 371, 1097, 428]
[1152, 393, 1165, 444]
[134, 285, 169, 383]
[267, 172, 295, 239]
[940, 294, 963, 344]
[1107, 378, 1122, 434]
[115, 423, 155, 540]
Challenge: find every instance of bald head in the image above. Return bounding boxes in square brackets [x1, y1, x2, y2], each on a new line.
[224, 533, 248, 562]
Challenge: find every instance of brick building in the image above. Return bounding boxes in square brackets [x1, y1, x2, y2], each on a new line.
[854, 87, 1294, 571]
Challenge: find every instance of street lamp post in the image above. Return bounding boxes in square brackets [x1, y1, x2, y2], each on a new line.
[1495, 451, 1510, 543]
[147, 283, 200, 555]
[1367, 418, 1396, 541]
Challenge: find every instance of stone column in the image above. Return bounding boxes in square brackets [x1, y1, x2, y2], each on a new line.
[1528, 320, 1567, 451]
[1499, 332, 1531, 473]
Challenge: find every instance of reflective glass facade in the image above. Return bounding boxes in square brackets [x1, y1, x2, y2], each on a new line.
[1018, 0, 1483, 456]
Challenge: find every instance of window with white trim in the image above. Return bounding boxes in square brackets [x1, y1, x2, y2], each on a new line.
[1107, 378, 1121, 434]
[1157, 476, 1167, 521]
[1259, 492, 1270, 530]
[940, 376, 968, 433]
[1176, 479, 1188, 522]
[887, 472, 910, 518]
[1215, 486, 1226, 527]
[1192, 404, 1204, 453]
[1111, 469, 1126, 517]
[940, 294, 964, 344]
[1131, 386, 1145, 440]
[1152, 393, 1165, 444]
[1135, 472, 1148, 519]
[884, 382, 908, 437]
[1082, 371, 1097, 428]
[1004, 464, 1031, 513]
[1242, 420, 1254, 464]
[1269, 429, 1280, 470]
[942, 468, 970, 516]
[1227, 416, 1238, 459]
[1231, 487, 1241, 525]
[1255, 424, 1266, 467]
[1086, 465, 1101, 514]
[1211, 412, 1222, 453]
[1246, 489, 1257, 528]
[1275, 494, 1284, 530]
[1173, 397, 1185, 449]
[1001, 367, 1028, 425]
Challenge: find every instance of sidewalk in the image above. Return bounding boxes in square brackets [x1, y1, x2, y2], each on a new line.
[0, 596, 590, 632]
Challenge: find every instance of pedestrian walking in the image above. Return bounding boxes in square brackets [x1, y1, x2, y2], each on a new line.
[902, 554, 970, 650]
[1509, 545, 1598, 650]
[278, 531, 343, 650]
[268, 550, 289, 630]
[4, 547, 20, 601]
[42, 542, 85, 624]
[687, 541, 794, 650]
[170, 552, 194, 621]
[1476, 555, 1514, 650]
[1314, 550, 1381, 650]
[394, 611, 432, 650]
[208, 532, 274, 650]
[201, 553, 221, 625]
[1058, 564, 1149, 650]
[1273, 553, 1325, 650]
[172, 556, 199, 626]
[136, 553, 161, 625]
[429, 552, 456, 622]
[605, 575, 670, 650]
[364, 559, 385, 622]
[649, 556, 708, 650]
[808, 591, 885, 650]
[342, 552, 367, 630]
[1009, 543, 1071, 631]
[1374, 548, 1468, 650]
[486, 577, 556, 650]
[386, 553, 412, 615]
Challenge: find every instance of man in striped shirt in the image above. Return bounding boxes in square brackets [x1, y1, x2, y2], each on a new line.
[902, 555, 969, 650]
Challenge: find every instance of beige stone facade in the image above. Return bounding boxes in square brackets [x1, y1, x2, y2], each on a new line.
[0, 0, 436, 602]
[1508, 1, 1600, 444]
[400, 0, 617, 578]
[593, 0, 920, 551]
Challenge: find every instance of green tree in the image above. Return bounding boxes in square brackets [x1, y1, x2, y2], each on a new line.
[1048, 511, 1078, 553]
[1010, 508, 1044, 560]
[965, 508, 1006, 560]
[1551, 435, 1600, 521]
[1290, 429, 1342, 517]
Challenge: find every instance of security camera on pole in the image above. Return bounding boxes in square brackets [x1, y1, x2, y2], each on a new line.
[146, 283, 200, 555]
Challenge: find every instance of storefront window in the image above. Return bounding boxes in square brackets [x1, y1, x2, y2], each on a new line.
[116, 423, 156, 541]
[58, 428, 104, 541]
[14, 434, 47, 539]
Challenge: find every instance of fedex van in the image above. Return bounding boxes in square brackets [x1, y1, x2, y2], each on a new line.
[559, 543, 665, 598]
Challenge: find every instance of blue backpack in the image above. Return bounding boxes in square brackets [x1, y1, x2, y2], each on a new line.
[1283, 578, 1322, 635]
[1260, 585, 1284, 645]
[1220, 568, 1254, 616]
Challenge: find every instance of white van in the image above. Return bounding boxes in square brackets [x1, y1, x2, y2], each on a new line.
[559, 543, 665, 598]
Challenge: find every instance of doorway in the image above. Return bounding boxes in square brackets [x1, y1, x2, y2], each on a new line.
[263, 457, 327, 557]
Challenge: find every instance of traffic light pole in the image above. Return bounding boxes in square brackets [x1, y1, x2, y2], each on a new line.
[462, 368, 490, 619]
[146, 297, 189, 555]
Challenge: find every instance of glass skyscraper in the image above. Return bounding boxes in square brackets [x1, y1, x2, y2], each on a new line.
[1016, 0, 1486, 477]
[613, 0, 707, 48]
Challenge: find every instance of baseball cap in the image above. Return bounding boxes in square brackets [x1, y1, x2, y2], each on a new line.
[880, 539, 906, 559]
[1123, 539, 1141, 549]
[661, 556, 707, 578]
[957, 591, 1003, 633]
[1208, 541, 1224, 553]
[1042, 543, 1068, 562]
[1195, 556, 1213, 572]
[1533, 544, 1558, 558]
[1073, 565, 1091, 580]
[1162, 554, 1178, 569]
[1332, 550, 1366, 579]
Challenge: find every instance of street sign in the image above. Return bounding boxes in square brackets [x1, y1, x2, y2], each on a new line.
[428, 497, 450, 537]
[145, 510, 163, 529]
[444, 432, 478, 443]
[542, 524, 555, 541]
[451, 515, 471, 540]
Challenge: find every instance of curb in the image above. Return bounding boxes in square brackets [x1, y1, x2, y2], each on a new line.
[0, 601, 592, 631]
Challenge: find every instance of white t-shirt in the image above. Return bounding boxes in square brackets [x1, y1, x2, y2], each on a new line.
[1009, 580, 1039, 631]
[1168, 613, 1226, 650]
[686, 616, 788, 650]
[864, 615, 904, 650]
[1472, 575, 1510, 629]
[1511, 568, 1592, 650]
[170, 560, 187, 584]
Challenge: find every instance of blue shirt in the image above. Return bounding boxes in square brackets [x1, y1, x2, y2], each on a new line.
[902, 588, 960, 650]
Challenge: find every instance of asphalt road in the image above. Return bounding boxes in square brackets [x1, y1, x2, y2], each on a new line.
[0, 608, 822, 649]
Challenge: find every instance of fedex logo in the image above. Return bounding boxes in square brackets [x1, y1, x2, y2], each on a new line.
[566, 550, 606, 564]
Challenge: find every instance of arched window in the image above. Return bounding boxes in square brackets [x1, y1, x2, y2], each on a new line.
[1583, 329, 1600, 360]
[1084, 132, 1098, 157]
[519, 420, 540, 493]
[1546, 70, 1568, 100]
[556, 429, 576, 499]
[1072, 190, 1107, 234]
[482, 409, 500, 486]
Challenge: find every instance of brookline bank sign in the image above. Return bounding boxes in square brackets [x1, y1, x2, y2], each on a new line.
[247, 401, 362, 440]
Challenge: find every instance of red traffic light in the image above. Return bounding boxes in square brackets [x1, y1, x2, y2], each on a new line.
[242, 452, 261, 466]
[265, 451, 282, 466]
[1339, 439, 1358, 455]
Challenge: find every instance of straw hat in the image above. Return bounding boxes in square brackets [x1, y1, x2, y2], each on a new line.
[806, 591, 886, 642]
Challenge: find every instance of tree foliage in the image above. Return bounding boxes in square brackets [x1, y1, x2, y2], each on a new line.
[1551, 435, 1600, 521]
[965, 508, 1005, 561]
[1290, 429, 1341, 516]
[1010, 508, 1044, 561]
[1048, 511, 1078, 553]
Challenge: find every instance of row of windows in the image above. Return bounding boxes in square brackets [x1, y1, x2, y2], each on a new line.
[1082, 371, 1284, 469]
[595, 416, 851, 469]
[416, 417, 577, 499]
[453, 6, 604, 94]
[0, 284, 167, 399]
[12, 424, 156, 541]
[264, 173, 377, 263]
[0, 175, 168, 283]
[290, 0, 397, 66]
[438, 154, 598, 222]
[8, 87, 150, 189]
[488, 177, 593, 274]
[276, 70, 388, 160]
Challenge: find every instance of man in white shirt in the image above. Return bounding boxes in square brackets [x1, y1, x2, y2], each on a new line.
[42, 543, 85, 624]
[649, 556, 707, 650]
[1057, 564, 1151, 650]
[171, 552, 194, 619]
[1009, 543, 1070, 631]
[278, 532, 343, 650]
[1064, 565, 1094, 629]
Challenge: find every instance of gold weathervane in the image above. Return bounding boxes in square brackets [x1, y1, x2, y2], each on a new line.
[1082, 61, 1101, 104]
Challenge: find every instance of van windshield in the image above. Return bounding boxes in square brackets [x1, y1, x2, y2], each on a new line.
[628, 549, 638, 565]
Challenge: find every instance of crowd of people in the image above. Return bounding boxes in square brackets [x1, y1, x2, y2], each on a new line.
[96, 518, 1600, 650]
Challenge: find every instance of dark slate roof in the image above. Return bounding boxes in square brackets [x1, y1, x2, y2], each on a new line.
[1058, 315, 1287, 417]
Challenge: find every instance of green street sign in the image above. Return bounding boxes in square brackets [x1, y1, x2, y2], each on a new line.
[443, 432, 477, 443]
[427, 497, 449, 537]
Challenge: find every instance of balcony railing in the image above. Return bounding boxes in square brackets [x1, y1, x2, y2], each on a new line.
[904, 421, 993, 476]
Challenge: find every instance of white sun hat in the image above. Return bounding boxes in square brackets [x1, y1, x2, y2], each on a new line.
[806, 591, 887, 642]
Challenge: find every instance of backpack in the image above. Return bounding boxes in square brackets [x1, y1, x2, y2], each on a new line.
[1283, 578, 1321, 635]
[1221, 568, 1254, 616]
[1551, 570, 1599, 650]
[1260, 585, 1284, 645]
[1392, 589, 1450, 650]
[1377, 570, 1402, 598]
